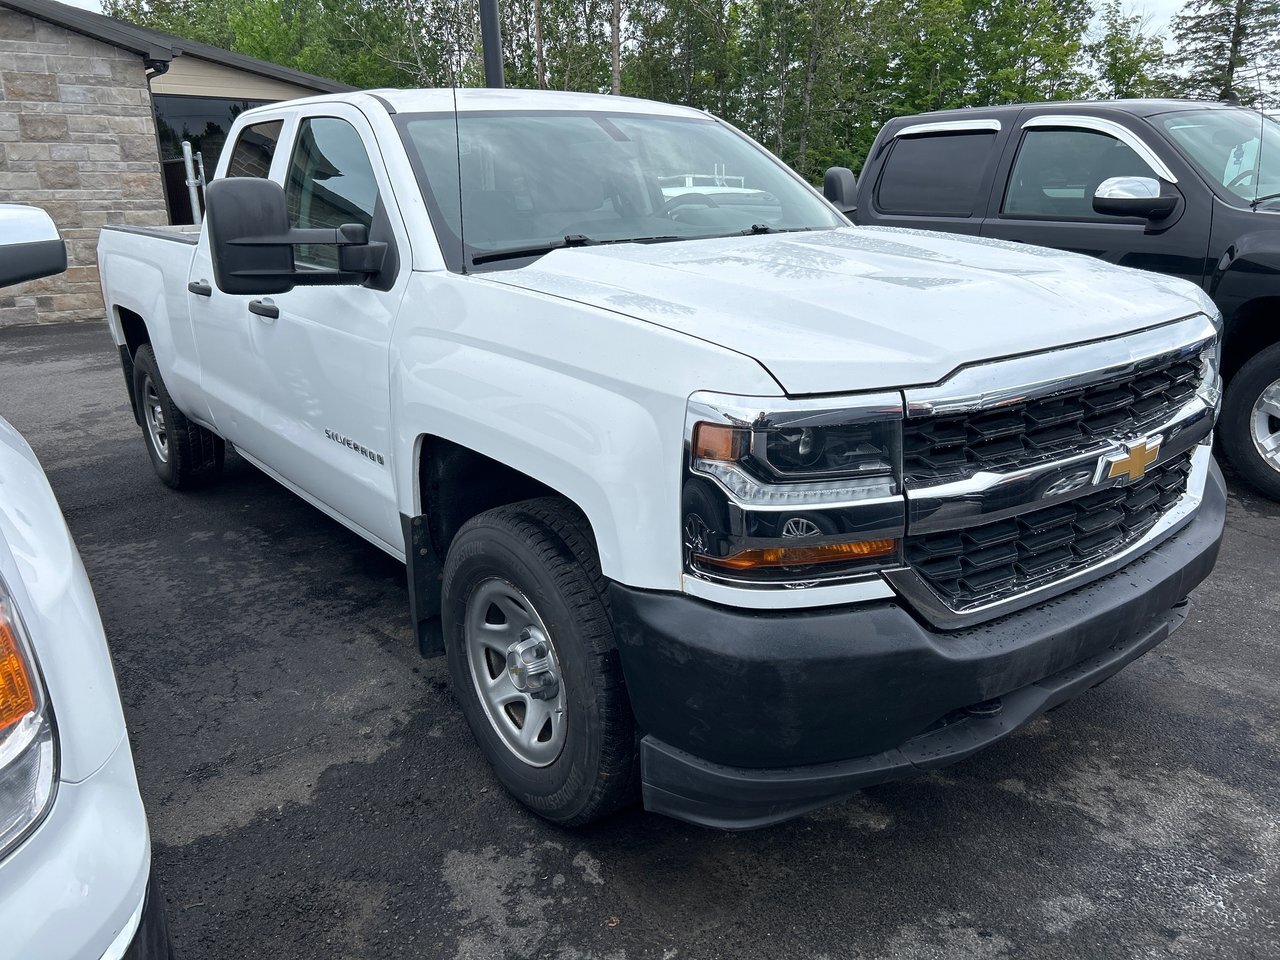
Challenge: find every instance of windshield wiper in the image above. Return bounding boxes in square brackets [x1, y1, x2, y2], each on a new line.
[471, 234, 599, 266]
[737, 224, 815, 236]
[1251, 192, 1280, 208]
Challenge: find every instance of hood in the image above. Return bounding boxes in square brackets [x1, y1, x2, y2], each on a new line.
[481, 226, 1215, 395]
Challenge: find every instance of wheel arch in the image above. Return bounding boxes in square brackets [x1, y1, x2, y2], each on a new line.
[1222, 296, 1280, 382]
[404, 433, 612, 658]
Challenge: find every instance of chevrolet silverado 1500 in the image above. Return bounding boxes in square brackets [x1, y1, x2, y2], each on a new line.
[98, 89, 1227, 830]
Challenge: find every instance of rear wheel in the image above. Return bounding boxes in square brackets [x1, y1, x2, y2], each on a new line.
[132, 345, 224, 489]
[441, 497, 639, 825]
[1221, 343, 1280, 501]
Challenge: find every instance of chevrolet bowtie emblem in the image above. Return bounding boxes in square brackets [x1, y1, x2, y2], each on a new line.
[1095, 436, 1163, 485]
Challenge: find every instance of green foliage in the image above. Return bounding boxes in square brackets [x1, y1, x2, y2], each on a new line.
[1086, 1, 1174, 98]
[1172, 0, 1280, 103]
[106, 0, 1278, 181]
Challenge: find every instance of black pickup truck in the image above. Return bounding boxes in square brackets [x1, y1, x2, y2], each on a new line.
[827, 100, 1280, 498]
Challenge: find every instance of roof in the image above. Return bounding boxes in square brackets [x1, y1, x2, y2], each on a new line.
[241, 87, 710, 119]
[886, 99, 1250, 126]
[0, 0, 353, 94]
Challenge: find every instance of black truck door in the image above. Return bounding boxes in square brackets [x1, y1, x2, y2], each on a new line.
[980, 110, 1211, 288]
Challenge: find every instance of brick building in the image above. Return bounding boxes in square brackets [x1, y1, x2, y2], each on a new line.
[0, 0, 349, 325]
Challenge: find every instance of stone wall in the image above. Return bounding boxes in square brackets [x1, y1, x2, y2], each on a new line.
[0, 7, 167, 326]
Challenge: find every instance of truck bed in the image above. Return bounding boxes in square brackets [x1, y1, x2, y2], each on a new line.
[102, 224, 200, 245]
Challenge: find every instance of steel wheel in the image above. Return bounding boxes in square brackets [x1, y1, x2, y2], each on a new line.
[464, 578, 566, 767]
[142, 374, 169, 463]
[1251, 377, 1280, 474]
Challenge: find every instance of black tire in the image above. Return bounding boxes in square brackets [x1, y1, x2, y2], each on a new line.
[1221, 342, 1280, 501]
[441, 497, 639, 825]
[132, 345, 224, 489]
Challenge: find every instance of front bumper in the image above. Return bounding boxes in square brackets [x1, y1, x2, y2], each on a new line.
[611, 460, 1227, 830]
[0, 735, 173, 959]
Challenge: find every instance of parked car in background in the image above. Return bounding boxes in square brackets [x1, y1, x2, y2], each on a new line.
[0, 205, 172, 960]
[834, 100, 1280, 499]
[98, 89, 1225, 830]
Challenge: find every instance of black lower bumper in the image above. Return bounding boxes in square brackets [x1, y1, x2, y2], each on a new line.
[122, 870, 176, 960]
[610, 461, 1227, 830]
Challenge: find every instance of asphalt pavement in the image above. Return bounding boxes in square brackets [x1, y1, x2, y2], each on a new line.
[1, 321, 1277, 960]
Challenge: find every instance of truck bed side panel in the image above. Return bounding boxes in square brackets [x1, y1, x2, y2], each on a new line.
[98, 226, 207, 422]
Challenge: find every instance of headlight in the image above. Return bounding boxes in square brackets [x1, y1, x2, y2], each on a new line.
[1198, 335, 1222, 412]
[684, 392, 905, 585]
[0, 576, 56, 859]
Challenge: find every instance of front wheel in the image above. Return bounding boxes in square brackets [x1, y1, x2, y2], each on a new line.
[441, 497, 638, 826]
[1221, 342, 1280, 501]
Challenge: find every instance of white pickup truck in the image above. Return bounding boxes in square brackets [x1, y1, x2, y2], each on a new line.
[98, 88, 1227, 830]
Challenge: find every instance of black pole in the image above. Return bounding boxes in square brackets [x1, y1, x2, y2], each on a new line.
[479, 0, 504, 88]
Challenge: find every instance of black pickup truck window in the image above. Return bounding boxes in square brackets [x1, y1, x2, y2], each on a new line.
[876, 132, 996, 217]
[1003, 128, 1152, 220]
[224, 120, 283, 179]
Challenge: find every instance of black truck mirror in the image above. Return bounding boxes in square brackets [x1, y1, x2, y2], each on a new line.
[823, 167, 858, 217]
[1092, 176, 1178, 221]
[205, 178, 387, 296]
[0, 205, 67, 289]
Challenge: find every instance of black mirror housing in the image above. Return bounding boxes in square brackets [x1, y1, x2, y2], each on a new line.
[1092, 176, 1178, 221]
[823, 166, 858, 217]
[205, 178, 389, 296]
[206, 177, 295, 296]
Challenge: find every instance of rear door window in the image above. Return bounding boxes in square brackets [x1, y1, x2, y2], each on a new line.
[1003, 128, 1155, 220]
[224, 120, 284, 178]
[876, 131, 997, 217]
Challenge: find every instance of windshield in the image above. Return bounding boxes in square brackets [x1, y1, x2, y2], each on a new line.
[1160, 108, 1280, 206]
[398, 111, 843, 270]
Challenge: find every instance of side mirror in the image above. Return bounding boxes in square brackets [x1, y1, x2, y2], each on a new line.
[823, 167, 858, 217]
[1092, 176, 1178, 221]
[0, 204, 67, 289]
[205, 177, 386, 296]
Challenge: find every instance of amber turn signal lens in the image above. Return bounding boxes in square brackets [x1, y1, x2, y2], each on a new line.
[700, 537, 898, 571]
[0, 601, 36, 734]
[693, 422, 749, 462]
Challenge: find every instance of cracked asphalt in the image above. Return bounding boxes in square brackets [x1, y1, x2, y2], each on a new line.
[1, 321, 1277, 960]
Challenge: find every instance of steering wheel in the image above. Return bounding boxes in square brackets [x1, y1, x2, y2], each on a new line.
[663, 193, 721, 215]
[1228, 168, 1255, 189]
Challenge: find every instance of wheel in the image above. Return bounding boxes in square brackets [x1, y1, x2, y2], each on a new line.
[1221, 342, 1280, 501]
[441, 497, 639, 825]
[132, 345, 224, 489]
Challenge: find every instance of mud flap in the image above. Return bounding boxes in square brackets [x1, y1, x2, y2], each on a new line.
[402, 513, 444, 657]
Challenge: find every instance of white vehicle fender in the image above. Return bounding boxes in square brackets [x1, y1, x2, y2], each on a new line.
[390, 272, 781, 591]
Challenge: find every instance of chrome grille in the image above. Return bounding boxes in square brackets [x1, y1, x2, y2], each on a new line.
[903, 350, 1202, 486]
[903, 454, 1193, 610]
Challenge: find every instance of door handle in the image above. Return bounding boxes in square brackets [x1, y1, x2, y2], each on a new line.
[187, 280, 212, 297]
[248, 299, 279, 320]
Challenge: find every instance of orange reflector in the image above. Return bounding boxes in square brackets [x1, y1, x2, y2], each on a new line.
[701, 538, 898, 571]
[693, 422, 748, 462]
[0, 601, 36, 734]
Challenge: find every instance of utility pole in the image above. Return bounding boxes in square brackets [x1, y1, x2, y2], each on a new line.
[478, 0, 504, 88]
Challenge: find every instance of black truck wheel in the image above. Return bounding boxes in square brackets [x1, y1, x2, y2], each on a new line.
[1221, 342, 1280, 501]
[132, 345, 224, 489]
[440, 497, 639, 825]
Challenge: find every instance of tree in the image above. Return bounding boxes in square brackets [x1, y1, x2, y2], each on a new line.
[1171, 0, 1280, 103]
[1087, 1, 1174, 98]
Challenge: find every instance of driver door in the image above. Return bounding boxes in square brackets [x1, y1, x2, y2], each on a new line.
[981, 112, 1212, 288]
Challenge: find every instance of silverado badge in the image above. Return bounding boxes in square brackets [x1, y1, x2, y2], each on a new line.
[1095, 435, 1163, 485]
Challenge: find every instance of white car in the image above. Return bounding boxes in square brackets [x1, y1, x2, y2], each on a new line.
[0, 206, 172, 959]
[97, 89, 1226, 830]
